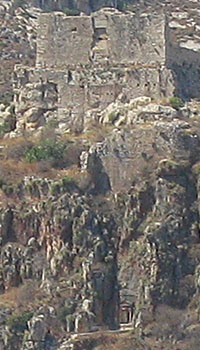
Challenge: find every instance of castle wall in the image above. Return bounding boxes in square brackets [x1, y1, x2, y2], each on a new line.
[36, 13, 93, 67]
[13, 64, 175, 132]
[13, 9, 177, 133]
[165, 10, 200, 99]
[166, 43, 200, 99]
[92, 11, 166, 65]
[36, 9, 166, 68]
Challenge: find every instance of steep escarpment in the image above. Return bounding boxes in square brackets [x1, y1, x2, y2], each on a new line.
[0, 105, 200, 349]
[1, 1, 200, 350]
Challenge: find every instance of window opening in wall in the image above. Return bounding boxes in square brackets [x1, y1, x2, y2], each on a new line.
[68, 71, 73, 83]
[71, 27, 77, 33]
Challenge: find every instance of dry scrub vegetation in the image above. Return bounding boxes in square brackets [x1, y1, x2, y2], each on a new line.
[0, 281, 39, 310]
[0, 135, 82, 183]
[0, 122, 112, 183]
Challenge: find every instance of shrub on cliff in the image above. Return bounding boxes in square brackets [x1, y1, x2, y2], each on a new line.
[169, 96, 184, 110]
[57, 304, 75, 325]
[117, 0, 127, 11]
[7, 311, 34, 333]
[25, 139, 66, 166]
[61, 176, 75, 187]
[63, 8, 80, 16]
[0, 121, 11, 138]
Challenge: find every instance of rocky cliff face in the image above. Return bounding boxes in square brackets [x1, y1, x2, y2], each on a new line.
[1, 1, 200, 350]
[1, 108, 200, 349]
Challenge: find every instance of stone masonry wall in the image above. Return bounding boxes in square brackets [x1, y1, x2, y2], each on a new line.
[34, 1, 200, 100]
[165, 2, 200, 98]
[36, 9, 166, 68]
[13, 8, 177, 133]
[36, 13, 93, 67]
[13, 64, 174, 132]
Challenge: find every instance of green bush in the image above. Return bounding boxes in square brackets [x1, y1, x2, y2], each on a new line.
[57, 305, 75, 324]
[45, 120, 59, 129]
[108, 111, 118, 124]
[63, 8, 80, 16]
[117, 0, 127, 11]
[2, 184, 14, 196]
[61, 176, 75, 187]
[50, 183, 61, 196]
[25, 139, 66, 165]
[0, 91, 13, 106]
[7, 311, 34, 333]
[169, 97, 184, 110]
[0, 122, 11, 138]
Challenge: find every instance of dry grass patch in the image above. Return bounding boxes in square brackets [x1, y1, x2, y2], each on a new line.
[0, 136, 32, 159]
[0, 287, 26, 310]
[0, 281, 51, 312]
[0, 159, 60, 184]
[0, 159, 39, 181]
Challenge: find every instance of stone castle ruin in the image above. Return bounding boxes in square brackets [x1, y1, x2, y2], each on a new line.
[166, 7, 200, 99]
[12, 6, 200, 133]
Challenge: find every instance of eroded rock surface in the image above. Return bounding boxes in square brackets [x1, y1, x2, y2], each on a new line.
[1, 1, 200, 350]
